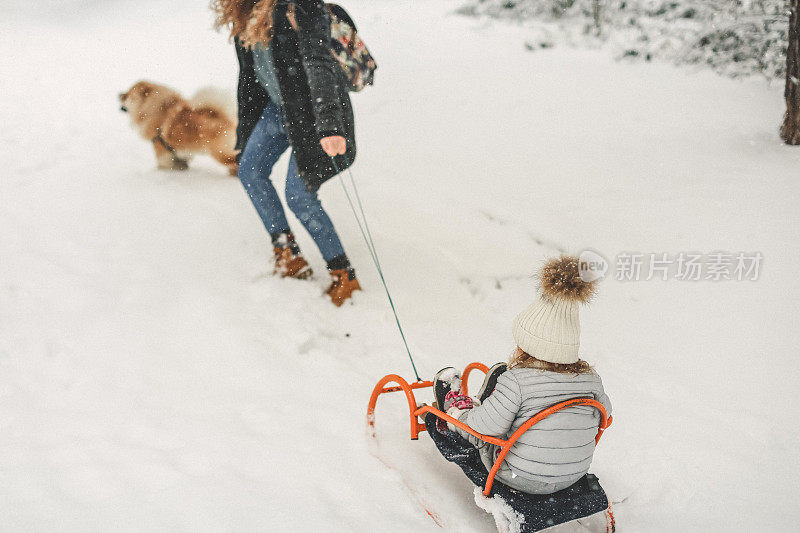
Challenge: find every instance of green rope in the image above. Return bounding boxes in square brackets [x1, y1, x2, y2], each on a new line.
[332, 157, 422, 382]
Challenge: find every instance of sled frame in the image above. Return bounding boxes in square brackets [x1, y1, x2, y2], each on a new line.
[367, 362, 612, 496]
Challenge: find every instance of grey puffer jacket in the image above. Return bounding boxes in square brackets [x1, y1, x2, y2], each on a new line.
[451, 367, 612, 492]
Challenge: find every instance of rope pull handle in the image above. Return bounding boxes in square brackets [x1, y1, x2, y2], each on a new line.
[331, 157, 422, 382]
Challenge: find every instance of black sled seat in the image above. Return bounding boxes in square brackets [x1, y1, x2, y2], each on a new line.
[424, 414, 612, 532]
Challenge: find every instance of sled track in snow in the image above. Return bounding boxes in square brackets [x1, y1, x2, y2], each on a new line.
[366, 435, 445, 528]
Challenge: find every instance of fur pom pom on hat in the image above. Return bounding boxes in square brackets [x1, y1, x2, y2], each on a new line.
[512, 255, 596, 364]
[540, 255, 597, 304]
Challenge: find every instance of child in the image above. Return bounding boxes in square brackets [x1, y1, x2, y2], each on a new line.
[433, 255, 612, 496]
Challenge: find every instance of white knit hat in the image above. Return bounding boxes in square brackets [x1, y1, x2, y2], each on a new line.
[512, 255, 596, 364]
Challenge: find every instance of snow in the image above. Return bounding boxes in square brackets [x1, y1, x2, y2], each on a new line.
[473, 486, 527, 533]
[1, 0, 799, 531]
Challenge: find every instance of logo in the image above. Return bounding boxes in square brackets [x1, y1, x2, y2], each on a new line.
[578, 250, 608, 282]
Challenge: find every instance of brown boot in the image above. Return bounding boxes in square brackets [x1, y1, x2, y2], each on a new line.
[274, 246, 313, 279]
[327, 268, 361, 306]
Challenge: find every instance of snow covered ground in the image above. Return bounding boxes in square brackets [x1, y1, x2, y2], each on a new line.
[2, 0, 799, 530]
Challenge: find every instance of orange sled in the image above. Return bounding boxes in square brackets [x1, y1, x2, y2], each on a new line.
[367, 363, 615, 532]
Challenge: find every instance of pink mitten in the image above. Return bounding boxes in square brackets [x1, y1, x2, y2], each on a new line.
[436, 391, 474, 433]
[443, 390, 474, 411]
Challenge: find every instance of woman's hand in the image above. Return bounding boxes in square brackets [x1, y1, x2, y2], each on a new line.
[320, 135, 347, 157]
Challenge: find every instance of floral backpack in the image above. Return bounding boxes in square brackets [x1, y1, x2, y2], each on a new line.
[327, 3, 377, 92]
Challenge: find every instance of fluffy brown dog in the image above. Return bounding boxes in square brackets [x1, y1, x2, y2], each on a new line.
[119, 80, 238, 175]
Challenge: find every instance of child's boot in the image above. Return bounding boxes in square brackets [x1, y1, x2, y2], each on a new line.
[433, 367, 458, 433]
[476, 362, 508, 404]
[433, 367, 459, 411]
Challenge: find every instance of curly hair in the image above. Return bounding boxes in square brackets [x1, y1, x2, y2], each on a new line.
[509, 350, 593, 375]
[211, 0, 278, 47]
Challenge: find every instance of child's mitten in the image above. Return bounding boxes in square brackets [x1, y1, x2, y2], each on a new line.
[436, 391, 473, 433]
[444, 390, 473, 411]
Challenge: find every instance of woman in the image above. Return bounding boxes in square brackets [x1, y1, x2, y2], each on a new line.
[213, 0, 360, 306]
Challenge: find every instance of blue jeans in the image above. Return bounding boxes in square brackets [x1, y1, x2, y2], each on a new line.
[238, 103, 345, 263]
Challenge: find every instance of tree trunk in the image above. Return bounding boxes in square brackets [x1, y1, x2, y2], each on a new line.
[781, 0, 800, 144]
[592, 0, 602, 36]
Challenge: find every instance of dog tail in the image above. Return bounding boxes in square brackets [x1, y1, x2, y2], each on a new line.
[191, 86, 237, 123]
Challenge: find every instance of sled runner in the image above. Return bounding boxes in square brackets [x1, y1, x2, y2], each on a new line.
[367, 363, 615, 532]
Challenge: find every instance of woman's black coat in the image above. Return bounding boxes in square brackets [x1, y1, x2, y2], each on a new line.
[235, 0, 356, 190]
